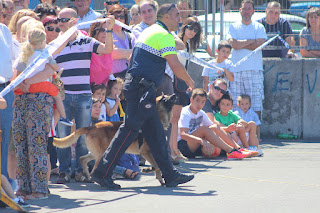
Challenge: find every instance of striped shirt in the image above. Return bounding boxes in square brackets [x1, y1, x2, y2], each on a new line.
[54, 32, 101, 94]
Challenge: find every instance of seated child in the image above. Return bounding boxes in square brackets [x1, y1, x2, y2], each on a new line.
[234, 94, 261, 141]
[214, 93, 263, 156]
[14, 28, 73, 126]
[202, 40, 234, 92]
[177, 88, 257, 160]
[90, 98, 139, 179]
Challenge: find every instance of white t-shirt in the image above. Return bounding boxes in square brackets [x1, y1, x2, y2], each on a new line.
[227, 21, 267, 72]
[178, 105, 213, 141]
[202, 59, 234, 86]
[99, 103, 107, 121]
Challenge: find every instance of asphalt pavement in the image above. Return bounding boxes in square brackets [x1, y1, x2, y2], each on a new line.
[2, 139, 320, 213]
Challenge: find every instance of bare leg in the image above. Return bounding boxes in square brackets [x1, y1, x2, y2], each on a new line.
[236, 125, 249, 148]
[169, 105, 185, 158]
[191, 126, 234, 153]
[209, 124, 240, 149]
[1, 175, 16, 199]
[247, 122, 259, 147]
[53, 108, 60, 127]
[53, 94, 66, 118]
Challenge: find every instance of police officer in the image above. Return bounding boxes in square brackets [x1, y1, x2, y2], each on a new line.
[92, 3, 195, 190]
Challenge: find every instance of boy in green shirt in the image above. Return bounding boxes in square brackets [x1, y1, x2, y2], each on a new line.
[215, 94, 263, 156]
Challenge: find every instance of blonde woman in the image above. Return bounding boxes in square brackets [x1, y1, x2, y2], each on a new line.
[12, 26, 69, 199]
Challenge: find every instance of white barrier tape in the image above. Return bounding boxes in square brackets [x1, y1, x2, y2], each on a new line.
[232, 35, 279, 70]
[277, 36, 290, 49]
[178, 51, 223, 70]
[0, 18, 127, 98]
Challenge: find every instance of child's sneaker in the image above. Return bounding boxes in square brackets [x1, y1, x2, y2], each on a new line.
[238, 148, 259, 158]
[227, 149, 251, 160]
[14, 197, 30, 208]
[59, 117, 74, 126]
[248, 146, 264, 157]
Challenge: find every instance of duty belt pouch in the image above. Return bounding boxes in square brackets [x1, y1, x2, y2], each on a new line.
[138, 86, 156, 120]
[174, 76, 188, 93]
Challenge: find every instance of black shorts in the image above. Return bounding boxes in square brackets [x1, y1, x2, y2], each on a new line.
[174, 90, 190, 106]
[178, 139, 202, 159]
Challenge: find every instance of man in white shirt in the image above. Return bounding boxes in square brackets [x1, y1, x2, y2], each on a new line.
[227, 0, 267, 118]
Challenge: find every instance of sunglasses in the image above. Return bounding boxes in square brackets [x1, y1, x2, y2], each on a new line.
[213, 86, 227, 94]
[45, 26, 61, 32]
[166, 3, 176, 14]
[57, 18, 70, 23]
[105, 1, 119, 5]
[186, 25, 200, 33]
[114, 14, 125, 20]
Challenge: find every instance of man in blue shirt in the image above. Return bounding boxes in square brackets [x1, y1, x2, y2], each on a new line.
[258, 1, 297, 58]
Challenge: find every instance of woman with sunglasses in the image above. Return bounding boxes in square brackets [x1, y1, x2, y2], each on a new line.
[168, 17, 204, 162]
[88, 19, 113, 85]
[108, 4, 136, 79]
[42, 15, 60, 43]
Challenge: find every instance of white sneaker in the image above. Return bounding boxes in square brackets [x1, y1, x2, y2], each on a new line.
[248, 146, 264, 157]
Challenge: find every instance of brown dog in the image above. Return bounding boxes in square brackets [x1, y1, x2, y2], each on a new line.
[53, 94, 178, 185]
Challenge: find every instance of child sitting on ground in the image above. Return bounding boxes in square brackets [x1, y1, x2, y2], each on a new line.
[202, 40, 234, 92]
[234, 94, 261, 141]
[14, 28, 73, 126]
[177, 88, 257, 160]
[214, 93, 263, 156]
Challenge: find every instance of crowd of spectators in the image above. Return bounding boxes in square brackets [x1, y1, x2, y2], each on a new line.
[0, 0, 319, 208]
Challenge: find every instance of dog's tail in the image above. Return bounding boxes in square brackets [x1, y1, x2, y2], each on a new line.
[53, 127, 89, 148]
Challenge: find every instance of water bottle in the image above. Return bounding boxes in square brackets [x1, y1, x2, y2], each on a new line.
[277, 133, 298, 139]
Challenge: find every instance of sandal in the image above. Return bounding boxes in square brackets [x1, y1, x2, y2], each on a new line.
[25, 193, 49, 200]
[124, 169, 139, 180]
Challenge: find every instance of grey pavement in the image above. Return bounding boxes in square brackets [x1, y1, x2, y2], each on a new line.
[2, 139, 320, 213]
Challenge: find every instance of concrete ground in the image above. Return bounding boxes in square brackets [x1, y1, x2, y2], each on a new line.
[2, 139, 320, 213]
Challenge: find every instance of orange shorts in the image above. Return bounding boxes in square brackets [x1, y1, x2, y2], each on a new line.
[14, 81, 59, 97]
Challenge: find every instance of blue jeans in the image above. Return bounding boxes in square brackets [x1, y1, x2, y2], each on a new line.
[0, 89, 13, 178]
[57, 93, 92, 174]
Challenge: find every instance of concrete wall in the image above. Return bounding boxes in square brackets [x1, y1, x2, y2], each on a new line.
[188, 58, 320, 140]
